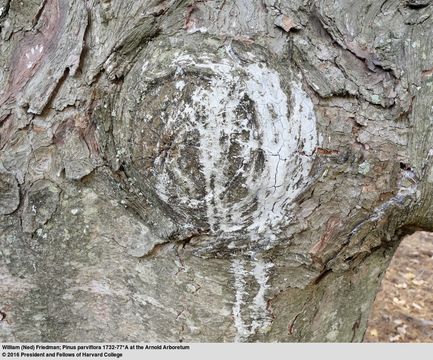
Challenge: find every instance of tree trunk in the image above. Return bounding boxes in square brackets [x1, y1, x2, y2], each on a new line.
[1, 0, 433, 342]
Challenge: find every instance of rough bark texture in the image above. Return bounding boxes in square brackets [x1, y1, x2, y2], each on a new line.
[1, 0, 433, 342]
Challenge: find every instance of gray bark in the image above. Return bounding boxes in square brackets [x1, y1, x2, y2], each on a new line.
[1, 0, 433, 342]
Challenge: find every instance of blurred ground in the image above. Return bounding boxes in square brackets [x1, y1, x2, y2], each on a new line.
[364, 232, 433, 342]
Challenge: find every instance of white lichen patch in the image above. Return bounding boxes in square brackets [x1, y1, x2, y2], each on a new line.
[249, 259, 273, 335]
[159, 55, 320, 243]
[25, 44, 43, 69]
[231, 259, 248, 342]
[230, 258, 273, 342]
[358, 161, 370, 175]
[186, 26, 208, 34]
[175, 80, 186, 91]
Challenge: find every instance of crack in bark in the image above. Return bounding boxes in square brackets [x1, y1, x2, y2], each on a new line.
[350, 312, 362, 342]
[31, 0, 48, 29]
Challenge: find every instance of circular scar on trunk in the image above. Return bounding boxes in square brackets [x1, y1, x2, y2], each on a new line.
[116, 50, 321, 245]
